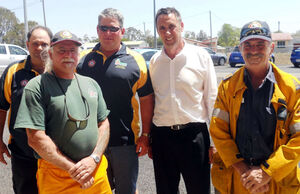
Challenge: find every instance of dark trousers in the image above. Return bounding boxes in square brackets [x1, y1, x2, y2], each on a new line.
[151, 123, 211, 194]
[11, 153, 38, 194]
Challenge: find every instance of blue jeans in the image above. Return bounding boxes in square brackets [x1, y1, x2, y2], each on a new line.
[105, 145, 138, 194]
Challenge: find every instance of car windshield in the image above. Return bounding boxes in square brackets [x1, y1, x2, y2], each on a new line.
[233, 46, 240, 52]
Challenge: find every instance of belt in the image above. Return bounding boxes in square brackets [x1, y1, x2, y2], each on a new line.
[169, 122, 201, 130]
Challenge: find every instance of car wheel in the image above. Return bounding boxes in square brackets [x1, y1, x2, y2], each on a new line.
[218, 58, 226, 66]
[294, 63, 299, 67]
[230, 63, 236, 67]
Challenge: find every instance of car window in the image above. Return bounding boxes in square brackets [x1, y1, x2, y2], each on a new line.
[142, 51, 156, 61]
[8, 46, 27, 55]
[233, 46, 240, 52]
[0, 46, 6, 54]
[205, 48, 214, 54]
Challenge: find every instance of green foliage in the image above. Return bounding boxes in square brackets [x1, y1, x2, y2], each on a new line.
[0, 7, 19, 42]
[0, 7, 40, 47]
[217, 24, 240, 47]
[197, 30, 208, 41]
[3, 21, 39, 48]
[124, 27, 143, 40]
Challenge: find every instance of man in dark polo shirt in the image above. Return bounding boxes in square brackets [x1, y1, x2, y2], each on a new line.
[0, 26, 52, 194]
[77, 8, 154, 194]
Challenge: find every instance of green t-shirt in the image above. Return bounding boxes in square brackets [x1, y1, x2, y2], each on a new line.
[14, 72, 109, 162]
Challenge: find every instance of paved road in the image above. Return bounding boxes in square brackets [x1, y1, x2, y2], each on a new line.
[0, 64, 299, 194]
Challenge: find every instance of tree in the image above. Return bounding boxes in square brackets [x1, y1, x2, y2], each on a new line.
[124, 27, 143, 41]
[184, 31, 196, 40]
[197, 30, 208, 41]
[3, 21, 39, 48]
[0, 7, 19, 42]
[217, 24, 240, 47]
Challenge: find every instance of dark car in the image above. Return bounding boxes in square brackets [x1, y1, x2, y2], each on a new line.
[203, 47, 227, 66]
[290, 48, 300, 67]
[134, 48, 159, 67]
[229, 46, 275, 67]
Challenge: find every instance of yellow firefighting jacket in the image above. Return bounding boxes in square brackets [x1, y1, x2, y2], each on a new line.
[210, 63, 300, 194]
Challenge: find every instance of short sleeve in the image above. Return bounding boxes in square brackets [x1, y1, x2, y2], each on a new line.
[14, 85, 46, 131]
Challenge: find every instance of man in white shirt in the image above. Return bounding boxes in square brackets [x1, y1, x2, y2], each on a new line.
[149, 7, 218, 194]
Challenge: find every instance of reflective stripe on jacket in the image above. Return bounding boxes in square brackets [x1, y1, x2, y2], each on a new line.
[210, 63, 300, 194]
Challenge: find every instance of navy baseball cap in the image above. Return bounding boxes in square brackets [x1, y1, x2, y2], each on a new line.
[51, 30, 82, 47]
[240, 21, 272, 44]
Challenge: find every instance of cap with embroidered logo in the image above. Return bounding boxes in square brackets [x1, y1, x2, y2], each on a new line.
[51, 30, 82, 47]
[240, 21, 272, 44]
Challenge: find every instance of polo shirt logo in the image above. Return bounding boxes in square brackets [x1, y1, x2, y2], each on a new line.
[20, 79, 28, 87]
[88, 59, 96, 67]
[114, 59, 127, 69]
[88, 88, 97, 98]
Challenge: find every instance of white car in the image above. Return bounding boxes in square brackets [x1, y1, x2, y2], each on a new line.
[0, 44, 29, 67]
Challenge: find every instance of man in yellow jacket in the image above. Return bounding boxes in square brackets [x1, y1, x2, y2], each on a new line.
[210, 20, 300, 194]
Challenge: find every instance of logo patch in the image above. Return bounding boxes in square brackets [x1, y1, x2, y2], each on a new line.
[59, 30, 72, 39]
[88, 60, 96, 67]
[248, 21, 262, 29]
[20, 79, 28, 87]
[114, 59, 127, 69]
[88, 88, 97, 98]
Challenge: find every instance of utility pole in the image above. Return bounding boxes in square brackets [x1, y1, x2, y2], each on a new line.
[143, 22, 146, 36]
[23, 0, 28, 46]
[209, 10, 212, 49]
[278, 21, 280, 32]
[153, 0, 157, 49]
[42, 0, 47, 27]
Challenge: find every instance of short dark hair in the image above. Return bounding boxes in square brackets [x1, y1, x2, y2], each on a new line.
[155, 7, 182, 26]
[27, 26, 53, 41]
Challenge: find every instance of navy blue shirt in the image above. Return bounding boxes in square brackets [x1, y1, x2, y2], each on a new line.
[236, 66, 276, 162]
[77, 43, 153, 146]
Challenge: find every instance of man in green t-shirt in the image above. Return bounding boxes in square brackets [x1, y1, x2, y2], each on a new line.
[14, 30, 112, 194]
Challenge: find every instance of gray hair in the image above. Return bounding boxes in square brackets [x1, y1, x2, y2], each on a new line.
[42, 47, 52, 73]
[155, 7, 182, 26]
[98, 8, 124, 28]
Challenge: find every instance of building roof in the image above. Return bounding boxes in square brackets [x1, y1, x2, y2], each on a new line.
[271, 33, 293, 41]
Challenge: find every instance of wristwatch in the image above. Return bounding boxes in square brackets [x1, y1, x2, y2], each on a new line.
[90, 154, 100, 164]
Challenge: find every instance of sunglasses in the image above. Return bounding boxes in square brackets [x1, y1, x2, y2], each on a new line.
[241, 27, 270, 39]
[52, 71, 90, 129]
[99, 25, 120, 32]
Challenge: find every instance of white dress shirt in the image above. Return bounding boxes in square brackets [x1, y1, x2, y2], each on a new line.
[149, 43, 218, 126]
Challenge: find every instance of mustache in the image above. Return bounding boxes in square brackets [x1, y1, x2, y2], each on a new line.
[245, 54, 264, 59]
[61, 58, 75, 63]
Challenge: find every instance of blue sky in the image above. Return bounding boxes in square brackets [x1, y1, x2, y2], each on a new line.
[1, 0, 300, 39]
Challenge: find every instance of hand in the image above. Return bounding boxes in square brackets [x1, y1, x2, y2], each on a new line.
[80, 176, 94, 189]
[0, 141, 11, 165]
[208, 146, 217, 164]
[68, 156, 98, 186]
[241, 166, 271, 193]
[136, 135, 149, 157]
[232, 160, 250, 175]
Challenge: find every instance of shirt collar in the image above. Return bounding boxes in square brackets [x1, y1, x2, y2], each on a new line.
[93, 42, 127, 56]
[244, 64, 276, 87]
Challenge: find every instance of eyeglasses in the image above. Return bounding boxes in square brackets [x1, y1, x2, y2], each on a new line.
[52, 71, 90, 129]
[241, 27, 270, 39]
[98, 25, 120, 32]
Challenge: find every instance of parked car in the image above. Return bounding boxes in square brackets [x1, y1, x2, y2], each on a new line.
[0, 44, 29, 66]
[134, 48, 159, 67]
[290, 48, 300, 67]
[203, 47, 227, 66]
[229, 46, 275, 67]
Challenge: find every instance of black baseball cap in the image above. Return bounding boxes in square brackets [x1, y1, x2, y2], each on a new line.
[51, 30, 82, 47]
[240, 21, 272, 44]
